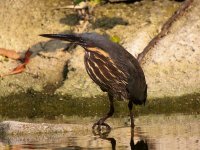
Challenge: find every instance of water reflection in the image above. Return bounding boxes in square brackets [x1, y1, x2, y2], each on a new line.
[0, 126, 154, 150]
[0, 125, 151, 150]
[95, 127, 149, 150]
[0, 115, 200, 150]
[130, 129, 149, 150]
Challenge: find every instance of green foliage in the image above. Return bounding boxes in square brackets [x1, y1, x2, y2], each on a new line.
[91, 0, 102, 4]
[74, 0, 83, 5]
[110, 35, 121, 44]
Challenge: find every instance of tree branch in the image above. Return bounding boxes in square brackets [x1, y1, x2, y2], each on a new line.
[137, 0, 194, 64]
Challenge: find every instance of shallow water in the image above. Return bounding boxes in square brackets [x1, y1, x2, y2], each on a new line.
[0, 93, 200, 149]
[0, 114, 200, 150]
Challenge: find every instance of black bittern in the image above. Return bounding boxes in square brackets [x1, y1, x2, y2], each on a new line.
[40, 32, 147, 130]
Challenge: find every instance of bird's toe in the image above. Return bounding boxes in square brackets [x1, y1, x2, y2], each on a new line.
[92, 121, 111, 132]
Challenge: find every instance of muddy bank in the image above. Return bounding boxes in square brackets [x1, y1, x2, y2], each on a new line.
[0, 0, 199, 99]
[0, 91, 199, 121]
[0, 121, 90, 135]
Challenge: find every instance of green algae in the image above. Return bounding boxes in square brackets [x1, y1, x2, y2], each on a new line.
[0, 90, 200, 122]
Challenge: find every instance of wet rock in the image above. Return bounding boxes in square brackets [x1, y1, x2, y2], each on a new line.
[0, 0, 72, 96]
[0, 121, 88, 135]
[54, 0, 181, 98]
[0, 0, 199, 99]
[141, 0, 200, 98]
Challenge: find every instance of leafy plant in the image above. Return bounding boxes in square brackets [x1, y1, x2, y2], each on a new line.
[74, 0, 84, 5]
[110, 35, 121, 44]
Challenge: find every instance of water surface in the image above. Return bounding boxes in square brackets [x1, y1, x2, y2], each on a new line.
[0, 114, 199, 150]
[0, 92, 200, 149]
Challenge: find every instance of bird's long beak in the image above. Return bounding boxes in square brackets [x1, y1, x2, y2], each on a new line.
[39, 33, 82, 43]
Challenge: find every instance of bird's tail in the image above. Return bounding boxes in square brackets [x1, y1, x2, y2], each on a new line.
[40, 33, 83, 44]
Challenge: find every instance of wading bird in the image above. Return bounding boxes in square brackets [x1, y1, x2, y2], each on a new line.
[40, 33, 147, 130]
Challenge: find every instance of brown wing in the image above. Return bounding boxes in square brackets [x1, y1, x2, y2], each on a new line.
[84, 50, 129, 99]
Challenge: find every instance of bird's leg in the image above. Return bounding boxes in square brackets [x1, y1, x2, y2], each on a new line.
[128, 100, 135, 128]
[130, 127, 135, 150]
[92, 94, 114, 131]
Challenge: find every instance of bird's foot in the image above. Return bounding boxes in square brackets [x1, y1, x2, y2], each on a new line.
[92, 119, 111, 134]
[92, 123, 111, 137]
[92, 127, 111, 137]
[92, 122, 111, 131]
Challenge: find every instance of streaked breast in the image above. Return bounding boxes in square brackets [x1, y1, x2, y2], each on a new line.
[84, 48, 129, 99]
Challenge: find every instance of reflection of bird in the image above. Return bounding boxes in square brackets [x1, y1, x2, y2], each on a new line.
[131, 140, 148, 150]
[96, 128, 148, 150]
[40, 32, 147, 130]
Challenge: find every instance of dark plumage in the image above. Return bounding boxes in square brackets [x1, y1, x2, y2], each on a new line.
[40, 32, 147, 130]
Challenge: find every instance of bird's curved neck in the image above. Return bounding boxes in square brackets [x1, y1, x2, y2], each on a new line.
[85, 47, 110, 58]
